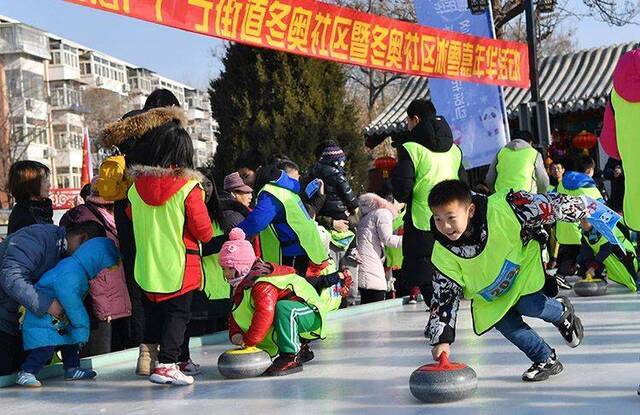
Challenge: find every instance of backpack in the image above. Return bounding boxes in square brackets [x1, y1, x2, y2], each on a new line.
[95, 154, 129, 201]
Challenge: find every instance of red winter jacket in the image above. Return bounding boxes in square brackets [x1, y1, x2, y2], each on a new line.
[127, 166, 213, 303]
[229, 262, 302, 347]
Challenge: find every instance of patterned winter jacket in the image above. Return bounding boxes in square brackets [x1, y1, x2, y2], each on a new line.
[426, 191, 591, 345]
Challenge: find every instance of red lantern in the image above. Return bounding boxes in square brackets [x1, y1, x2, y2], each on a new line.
[572, 130, 597, 155]
[373, 157, 397, 179]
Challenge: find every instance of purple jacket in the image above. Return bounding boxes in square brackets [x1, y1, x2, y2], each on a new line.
[60, 204, 131, 321]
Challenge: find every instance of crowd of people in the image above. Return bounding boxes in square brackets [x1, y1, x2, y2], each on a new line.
[0, 47, 638, 391]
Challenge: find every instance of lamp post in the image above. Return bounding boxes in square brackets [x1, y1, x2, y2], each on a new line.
[467, 0, 556, 147]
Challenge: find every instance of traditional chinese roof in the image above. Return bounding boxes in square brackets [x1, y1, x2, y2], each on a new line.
[364, 42, 639, 141]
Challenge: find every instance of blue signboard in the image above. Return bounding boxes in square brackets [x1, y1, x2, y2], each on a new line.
[414, 0, 510, 168]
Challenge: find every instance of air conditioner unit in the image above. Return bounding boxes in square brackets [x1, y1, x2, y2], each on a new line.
[122, 83, 130, 93]
[43, 147, 56, 159]
[95, 76, 104, 86]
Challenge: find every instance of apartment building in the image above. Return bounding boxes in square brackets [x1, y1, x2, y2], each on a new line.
[0, 15, 218, 195]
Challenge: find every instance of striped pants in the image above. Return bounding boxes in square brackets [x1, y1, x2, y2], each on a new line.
[274, 301, 321, 354]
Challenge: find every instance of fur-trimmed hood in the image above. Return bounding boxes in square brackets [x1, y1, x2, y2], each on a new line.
[100, 106, 187, 149]
[358, 193, 398, 216]
[127, 165, 204, 182]
[128, 165, 204, 206]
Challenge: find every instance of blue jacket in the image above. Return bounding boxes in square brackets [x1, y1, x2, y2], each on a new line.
[0, 224, 67, 336]
[561, 171, 598, 191]
[22, 237, 120, 350]
[238, 172, 307, 257]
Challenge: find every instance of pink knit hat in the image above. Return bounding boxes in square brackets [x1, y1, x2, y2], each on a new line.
[219, 228, 256, 279]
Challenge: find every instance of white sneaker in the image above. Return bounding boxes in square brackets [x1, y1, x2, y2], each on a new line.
[149, 363, 194, 386]
[178, 359, 202, 376]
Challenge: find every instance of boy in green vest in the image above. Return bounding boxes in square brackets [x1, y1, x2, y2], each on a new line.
[555, 157, 604, 289]
[426, 180, 591, 382]
[220, 228, 348, 376]
[578, 220, 638, 292]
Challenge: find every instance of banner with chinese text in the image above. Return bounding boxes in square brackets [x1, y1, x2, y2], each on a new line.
[415, 0, 510, 168]
[64, 0, 529, 88]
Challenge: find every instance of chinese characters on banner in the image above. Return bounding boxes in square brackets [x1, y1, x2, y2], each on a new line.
[64, 0, 529, 88]
[415, 0, 510, 168]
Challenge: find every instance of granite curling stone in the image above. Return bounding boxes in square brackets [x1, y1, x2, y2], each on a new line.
[574, 277, 607, 297]
[217, 346, 272, 379]
[410, 353, 477, 403]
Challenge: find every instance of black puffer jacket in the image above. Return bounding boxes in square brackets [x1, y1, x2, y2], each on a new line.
[307, 161, 358, 221]
[7, 199, 54, 236]
[219, 195, 251, 233]
[391, 116, 467, 256]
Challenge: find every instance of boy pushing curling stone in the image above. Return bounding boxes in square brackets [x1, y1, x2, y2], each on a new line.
[425, 180, 595, 382]
[220, 228, 348, 376]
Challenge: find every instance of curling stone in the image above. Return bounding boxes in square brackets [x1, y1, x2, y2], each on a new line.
[409, 353, 477, 403]
[574, 277, 607, 297]
[564, 274, 581, 284]
[217, 346, 272, 379]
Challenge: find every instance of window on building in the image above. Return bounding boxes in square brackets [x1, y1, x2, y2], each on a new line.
[72, 175, 80, 188]
[54, 133, 66, 149]
[80, 62, 92, 75]
[51, 51, 61, 65]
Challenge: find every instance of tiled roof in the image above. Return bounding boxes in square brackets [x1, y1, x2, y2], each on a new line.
[364, 42, 639, 140]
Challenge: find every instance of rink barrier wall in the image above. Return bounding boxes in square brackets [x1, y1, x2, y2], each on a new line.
[0, 297, 410, 388]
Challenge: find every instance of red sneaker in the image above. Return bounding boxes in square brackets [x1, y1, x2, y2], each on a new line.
[264, 354, 303, 376]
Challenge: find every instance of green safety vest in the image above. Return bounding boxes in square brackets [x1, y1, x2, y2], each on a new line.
[318, 257, 343, 312]
[129, 180, 199, 294]
[260, 225, 281, 264]
[431, 193, 546, 335]
[611, 89, 640, 231]
[202, 220, 231, 300]
[330, 230, 355, 250]
[385, 209, 405, 269]
[555, 183, 603, 245]
[257, 183, 328, 264]
[231, 273, 328, 357]
[583, 226, 638, 292]
[403, 142, 462, 231]
[494, 146, 539, 193]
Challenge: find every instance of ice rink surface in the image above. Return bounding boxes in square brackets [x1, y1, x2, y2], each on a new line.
[2, 286, 639, 415]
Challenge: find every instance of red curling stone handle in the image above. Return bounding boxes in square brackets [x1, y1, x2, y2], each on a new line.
[417, 352, 468, 372]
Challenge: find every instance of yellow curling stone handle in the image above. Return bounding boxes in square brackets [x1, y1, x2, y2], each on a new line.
[226, 346, 264, 355]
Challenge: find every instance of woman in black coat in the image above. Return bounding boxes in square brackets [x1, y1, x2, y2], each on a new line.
[7, 161, 53, 235]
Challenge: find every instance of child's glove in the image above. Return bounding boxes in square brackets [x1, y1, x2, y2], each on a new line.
[339, 268, 353, 298]
[231, 333, 244, 346]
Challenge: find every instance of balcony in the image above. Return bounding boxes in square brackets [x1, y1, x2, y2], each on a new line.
[0, 24, 50, 60]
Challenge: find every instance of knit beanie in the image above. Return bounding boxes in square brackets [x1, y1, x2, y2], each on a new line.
[320, 142, 346, 162]
[219, 228, 256, 282]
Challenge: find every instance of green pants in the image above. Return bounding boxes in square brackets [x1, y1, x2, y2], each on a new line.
[274, 300, 321, 354]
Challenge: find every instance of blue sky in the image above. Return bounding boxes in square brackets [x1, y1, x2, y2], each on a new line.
[0, 0, 637, 89]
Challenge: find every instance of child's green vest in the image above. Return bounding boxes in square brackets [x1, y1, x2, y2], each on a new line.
[583, 226, 638, 292]
[129, 180, 199, 294]
[402, 142, 462, 231]
[202, 220, 231, 299]
[385, 209, 405, 269]
[611, 89, 640, 230]
[231, 273, 327, 357]
[555, 182, 603, 245]
[431, 193, 545, 335]
[257, 183, 327, 264]
[494, 146, 538, 193]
